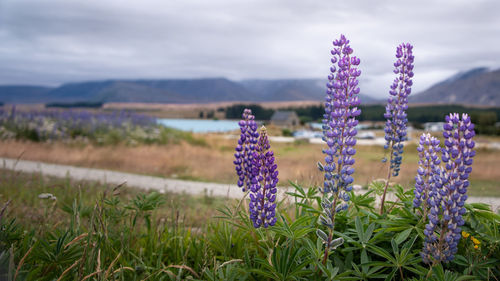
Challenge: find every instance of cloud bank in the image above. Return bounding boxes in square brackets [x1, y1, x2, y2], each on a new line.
[1, 0, 499, 97]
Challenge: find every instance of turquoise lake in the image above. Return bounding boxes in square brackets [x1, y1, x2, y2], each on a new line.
[157, 118, 240, 133]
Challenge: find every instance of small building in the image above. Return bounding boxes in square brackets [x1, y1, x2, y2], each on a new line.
[270, 111, 300, 127]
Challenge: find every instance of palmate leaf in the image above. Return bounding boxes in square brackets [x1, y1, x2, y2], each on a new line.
[252, 245, 311, 281]
[349, 190, 376, 210]
[351, 260, 388, 280]
[288, 181, 307, 198]
[427, 264, 477, 281]
[316, 262, 341, 280]
[273, 214, 315, 241]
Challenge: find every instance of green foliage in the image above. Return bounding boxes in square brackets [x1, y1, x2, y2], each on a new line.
[1, 171, 500, 280]
[282, 128, 293, 136]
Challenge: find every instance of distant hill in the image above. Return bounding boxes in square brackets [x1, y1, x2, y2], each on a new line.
[241, 79, 380, 104]
[37, 78, 255, 104]
[0, 86, 54, 103]
[0, 78, 381, 104]
[411, 67, 500, 106]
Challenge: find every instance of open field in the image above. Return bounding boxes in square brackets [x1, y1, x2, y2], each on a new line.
[1, 135, 499, 197]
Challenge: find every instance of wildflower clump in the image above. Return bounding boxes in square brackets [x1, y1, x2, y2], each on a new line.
[234, 109, 259, 192]
[471, 236, 481, 250]
[234, 110, 278, 228]
[421, 113, 476, 263]
[462, 231, 481, 250]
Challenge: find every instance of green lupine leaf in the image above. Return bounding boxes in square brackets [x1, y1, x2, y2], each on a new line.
[355, 217, 364, 242]
[394, 228, 412, 245]
[367, 244, 397, 264]
[363, 223, 376, 243]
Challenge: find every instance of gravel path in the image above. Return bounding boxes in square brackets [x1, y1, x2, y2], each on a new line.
[1, 157, 242, 199]
[2, 157, 499, 211]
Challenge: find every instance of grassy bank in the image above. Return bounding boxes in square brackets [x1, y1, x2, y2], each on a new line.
[1, 168, 499, 280]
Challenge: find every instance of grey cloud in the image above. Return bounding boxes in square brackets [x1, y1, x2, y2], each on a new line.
[0, 0, 499, 98]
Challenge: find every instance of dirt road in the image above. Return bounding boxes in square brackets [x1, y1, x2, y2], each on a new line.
[2, 157, 499, 211]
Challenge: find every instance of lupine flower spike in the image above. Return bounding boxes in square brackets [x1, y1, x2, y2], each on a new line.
[421, 113, 475, 264]
[318, 34, 361, 264]
[234, 109, 259, 192]
[380, 43, 414, 214]
[249, 126, 278, 228]
[413, 133, 441, 217]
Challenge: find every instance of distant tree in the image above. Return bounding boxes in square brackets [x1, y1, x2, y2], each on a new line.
[45, 102, 103, 108]
[225, 104, 274, 120]
[471, 111, 498, 135]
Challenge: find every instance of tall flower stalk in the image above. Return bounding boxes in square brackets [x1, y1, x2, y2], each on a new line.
[317, 34, 361, 264]
[380, 43, 414, 214]
[421, 113, 475, 264]
[234, 109, 259, 192]
[249, 126, 278, 228]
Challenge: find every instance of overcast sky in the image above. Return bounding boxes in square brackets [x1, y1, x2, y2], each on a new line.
[1, 0, 499, 98]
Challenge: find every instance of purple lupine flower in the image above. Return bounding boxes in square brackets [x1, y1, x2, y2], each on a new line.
[321, 34, 361, 209]
[421, 113, 475, 263]
[234, 109, 259, 192]
[379, 43, 414, 214]
[249, 126, 278, 228]
[383, 43, 414, 177]
[413, 133, 441, 210]
[318, 34, 360, 264]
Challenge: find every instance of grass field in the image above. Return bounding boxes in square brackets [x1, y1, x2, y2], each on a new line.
[2, 161, 499, 280]
[0, 169, 229, 230]
[1, 135, 499, 197]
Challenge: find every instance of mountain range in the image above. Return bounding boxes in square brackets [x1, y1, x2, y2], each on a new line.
[0, 67, 499, 106]
[409, 67, 500, 106]
[0, 78, 378, 105]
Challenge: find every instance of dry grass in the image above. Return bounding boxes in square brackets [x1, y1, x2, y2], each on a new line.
[1, 137, 499, 196]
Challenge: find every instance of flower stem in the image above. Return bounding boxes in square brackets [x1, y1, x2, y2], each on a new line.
[380, 144, 394, 214]
[322, 193, 339, 265]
